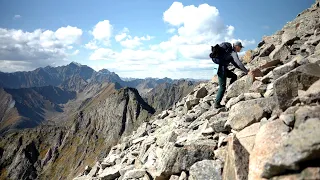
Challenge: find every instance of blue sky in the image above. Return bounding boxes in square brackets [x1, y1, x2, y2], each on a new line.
[0, 0, 315, 79]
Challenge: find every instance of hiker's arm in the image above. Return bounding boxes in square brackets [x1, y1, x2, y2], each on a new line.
[231, 51, 249, 74]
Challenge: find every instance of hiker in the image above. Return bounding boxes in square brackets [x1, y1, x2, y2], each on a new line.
[210, 41, 249, 108]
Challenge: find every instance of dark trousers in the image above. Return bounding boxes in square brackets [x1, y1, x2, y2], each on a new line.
[215, 69, 237, 105]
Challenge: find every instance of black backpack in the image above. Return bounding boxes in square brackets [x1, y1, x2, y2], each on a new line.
[209, 42, 233, 65]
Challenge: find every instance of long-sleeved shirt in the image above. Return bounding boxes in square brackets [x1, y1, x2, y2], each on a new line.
[218, 50, 248, 75]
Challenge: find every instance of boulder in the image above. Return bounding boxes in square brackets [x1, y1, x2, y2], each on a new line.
[226, 75, 254, 100]
[209, 112, 230, 133]
[195, 87, 208, 99]
[227, 97, 277, 131]
[189, 160, 223, 180]
[262, 118, 320, 178]
[236, 122, 261, 154]
[98, 164, 121, 180]
[272, 60, 298, 80]
[185, 98, 200, 110]
[222, 134, 250, 180]
[294, 105, 320, 129]
[281, 29, 299, 45]
[299, 79, 320, 103]
[122, 169, 146, 180]
[273, 63, 320, 110]
[155, 142, 215, 178]
[269, 44, 290, 61]
[248, 119, 290, 180]
[160, 111, 169, 119]
[259, 44, 276, 57]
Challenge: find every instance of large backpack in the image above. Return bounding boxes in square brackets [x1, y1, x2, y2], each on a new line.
[209, 42, 233, 65]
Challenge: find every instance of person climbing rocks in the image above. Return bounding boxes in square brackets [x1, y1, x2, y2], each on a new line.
[210, 41, 249, 108]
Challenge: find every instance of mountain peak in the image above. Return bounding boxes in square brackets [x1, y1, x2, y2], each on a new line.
[69, 61, 82, 67]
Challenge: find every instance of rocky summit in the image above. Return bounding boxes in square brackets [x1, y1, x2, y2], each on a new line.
[73, 1, 320, 180]
[2, 1, 320, 180]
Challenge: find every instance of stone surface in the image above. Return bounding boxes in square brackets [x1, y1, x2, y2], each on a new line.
[236, 123, 260, 154]
[226, 75, 255, 100]
[155, 142, 215, 178]
[248, 119, 290, 180]
[189, 160, 223, 180]
[269, 44, 290, 61]
[98, 165, 121, 180]
[195, 87, 208, 99]
[272, 60, 298, 80]
[222, 134, 250, 180]
[294, 105, 320, 129]
[299, 79, 320, 103]
[269, 167, 320, 180]
[259, 44, 276, 57]
[209, 112, 230, 133]
[282, 29, 299, 45]
[122, 169, 146, 179]
[262, 118, 320, 178]
[227, 98, 277, 131]
[273, 63, 320, 110]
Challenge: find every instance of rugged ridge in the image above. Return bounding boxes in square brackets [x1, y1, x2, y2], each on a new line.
[74, 1, 320, 180]
[0, 86, 156, 180]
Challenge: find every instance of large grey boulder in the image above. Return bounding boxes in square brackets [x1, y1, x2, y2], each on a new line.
[272, 60, 298, 80]
[226, 75, 254, 100]
[154, 142, 215, 178]
[281, 29, 299, 45]
[269, 44, 290, 61]
[273, 63, 320, 110]
[227, 97, 277, 131]
[189, 160, 223, 180]
[262, 118, 320, 178]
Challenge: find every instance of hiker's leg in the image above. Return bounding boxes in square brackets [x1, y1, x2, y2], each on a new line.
[215, 72, 227, 105]
[226, 69, 237, 85]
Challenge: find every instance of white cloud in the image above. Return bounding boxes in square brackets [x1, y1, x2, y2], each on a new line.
[13, 15, 21, 19]
[119, 35, 153, 49]
[85, 40, 98, 49]
[91, 20, 113, 45]
[86, 2, 256, 79]
[0, 26, 82, 72]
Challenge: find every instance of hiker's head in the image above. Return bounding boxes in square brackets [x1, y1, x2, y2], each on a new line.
[233, 41, 244, 52]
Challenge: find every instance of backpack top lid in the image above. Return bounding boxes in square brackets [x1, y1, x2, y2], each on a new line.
[219, 42, 233, 54]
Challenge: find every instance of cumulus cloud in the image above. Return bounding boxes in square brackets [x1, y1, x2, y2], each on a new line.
[0, 26, 82, 72]
[120, 35, 153, 49]
[85, 20, 113, 49]
[87, 2, 255, 79]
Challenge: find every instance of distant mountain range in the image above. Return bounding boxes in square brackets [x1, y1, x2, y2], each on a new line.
[0, 62, 204, 133]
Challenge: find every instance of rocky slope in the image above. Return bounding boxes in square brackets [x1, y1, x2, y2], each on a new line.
[74, 1, 320, 180]
[0, 86, 76, 133]
[143, 80, 200, 114]
[0, 85, 156, 180]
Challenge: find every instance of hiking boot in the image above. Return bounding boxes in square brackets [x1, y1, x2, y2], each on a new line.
[214, 103, 224, 109]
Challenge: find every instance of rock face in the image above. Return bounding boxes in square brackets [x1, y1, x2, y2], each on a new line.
[4, 1, 320, 180]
